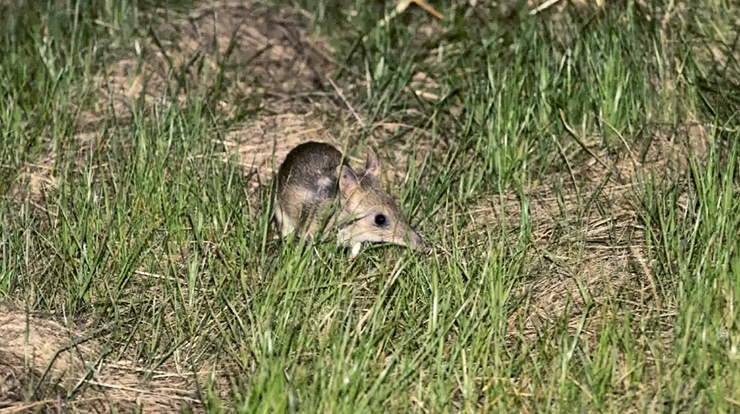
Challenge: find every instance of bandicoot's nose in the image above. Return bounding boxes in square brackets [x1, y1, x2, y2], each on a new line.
[411, 230, 431, 254]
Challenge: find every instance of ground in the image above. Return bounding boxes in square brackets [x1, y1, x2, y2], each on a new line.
[1, 0, 739, 412]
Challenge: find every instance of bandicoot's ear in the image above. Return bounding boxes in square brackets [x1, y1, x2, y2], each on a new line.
[362, 148, 380, 182]
[338, 165, 359, 197]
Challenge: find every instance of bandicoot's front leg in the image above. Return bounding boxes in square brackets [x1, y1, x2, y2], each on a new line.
[349, 242, 362, 259]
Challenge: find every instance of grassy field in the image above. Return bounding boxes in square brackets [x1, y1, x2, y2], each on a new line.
[1, 0, 739, 412]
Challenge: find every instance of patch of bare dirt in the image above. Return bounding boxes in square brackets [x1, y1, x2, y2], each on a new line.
[84, 0, 436, 192]
[220, 107, 441, 189]
[83, 0, 348, 191]
[10, 154, 58, 205]
[91, 0, 336, 121]
[0, 302, 222, 412]
[459, 120, 713, 341]
[221, 112, 329, 187]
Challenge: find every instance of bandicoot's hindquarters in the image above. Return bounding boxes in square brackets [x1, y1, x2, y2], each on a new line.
[274, 142, 345, 240]
[274, 141, 429, 257]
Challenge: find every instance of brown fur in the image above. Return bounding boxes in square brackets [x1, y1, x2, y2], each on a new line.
[274, 141, 428, 257]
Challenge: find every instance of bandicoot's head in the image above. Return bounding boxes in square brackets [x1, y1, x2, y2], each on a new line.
[335, 149, 429, 254]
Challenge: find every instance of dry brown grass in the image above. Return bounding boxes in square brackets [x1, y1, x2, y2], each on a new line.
[91, 0, 336, 119]
[473, 119, 714, 342]
[0, 301, 220, 412]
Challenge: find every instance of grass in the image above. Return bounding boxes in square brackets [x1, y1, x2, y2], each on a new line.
[1, 0, 739, 412]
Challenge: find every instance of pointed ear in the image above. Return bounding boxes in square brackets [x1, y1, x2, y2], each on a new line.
[363, 149, 380, 181]
[338, 165, 359, 197]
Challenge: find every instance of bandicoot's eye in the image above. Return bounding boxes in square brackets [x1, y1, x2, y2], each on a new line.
[374, 214, 388, 227]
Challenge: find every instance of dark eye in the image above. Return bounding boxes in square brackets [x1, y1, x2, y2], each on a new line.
[374, 214, 388, 227]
